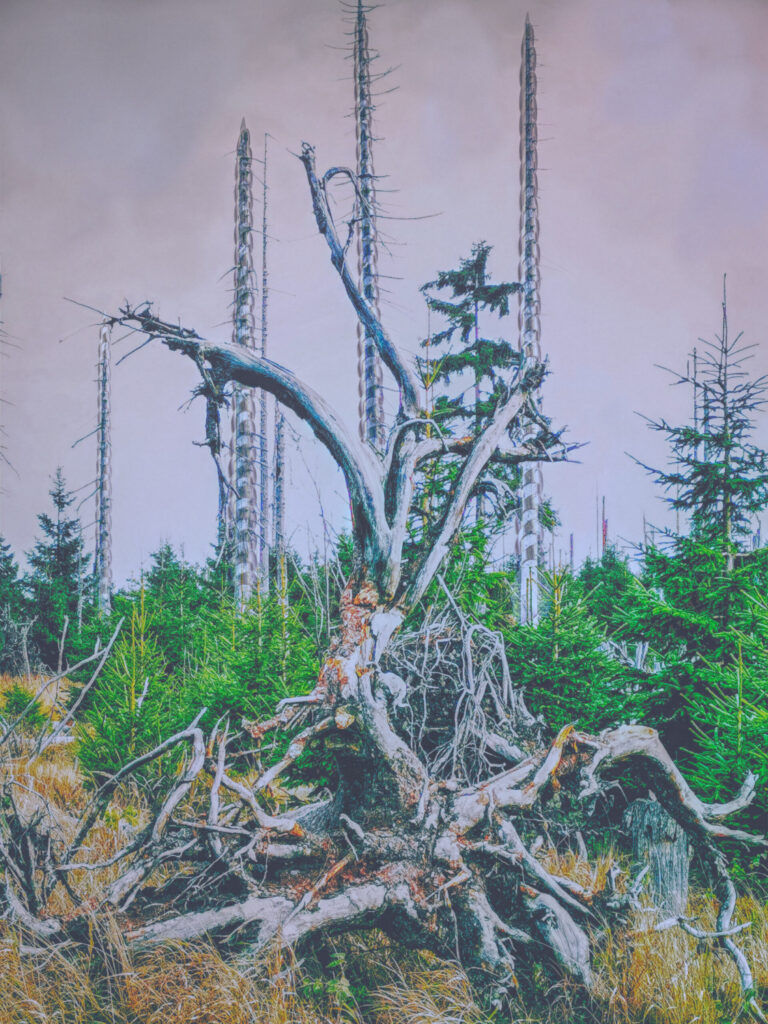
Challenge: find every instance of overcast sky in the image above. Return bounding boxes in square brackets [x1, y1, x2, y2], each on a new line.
[1, 0, 767, 581]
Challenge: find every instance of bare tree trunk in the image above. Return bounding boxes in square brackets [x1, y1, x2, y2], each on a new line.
[230, 120, 261, 609]
[625, 797, 690, 918]
[95, 322, 113, 615]
[518, 15, 543, 625]
[258, 131, 270, 597]
[354, 0, 385, 450]
[272, 400, 287, 614]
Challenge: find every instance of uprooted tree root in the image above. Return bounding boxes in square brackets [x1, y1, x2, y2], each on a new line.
[2, 889, 767, 1023]
[1, 592, 765, 1020]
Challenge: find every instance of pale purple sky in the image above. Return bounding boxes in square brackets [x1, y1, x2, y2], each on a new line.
[1, 0, 768, 580]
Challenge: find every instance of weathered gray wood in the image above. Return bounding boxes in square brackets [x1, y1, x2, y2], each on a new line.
[529, 893, 592, 989]
[230, 120, 262, 608]
[95, 322, 113, 615]
[518, 14, 544, 625]
[353, 0, 385, 450]
[626, 797, 689, 917]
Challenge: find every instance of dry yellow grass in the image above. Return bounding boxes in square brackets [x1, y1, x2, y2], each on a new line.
[0, 933, 104, 1024]
[539, 845, 621, 899]
[371, 954, 487, 1024]
[0, 673, 71, 718]
[28, 753, 83, 806]
[125, 943, 304, 1024]
[0, 725, 766, 1023]
[0, 926, 369, 1024]
[594, 892, 768, 1024]
[0, 900, 767, 1024]
[0, 739, 153, 918]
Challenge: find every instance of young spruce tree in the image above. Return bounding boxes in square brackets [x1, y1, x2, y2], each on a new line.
[0, 537, 27, 673]
[639, 284, 768, 560]
[418, 241, 522, 533]
[628, 287, 768, 770]
[505, 565, 638, 733]
[25, 468, 90, 669]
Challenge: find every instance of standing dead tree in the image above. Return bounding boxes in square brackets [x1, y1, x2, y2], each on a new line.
[352, 0, 386, 451]
[229, 120, 262, 609]
[257, 130, 271, 598]
[518, 15, 544, 625]
[2, 141, 764, 1017]
[262, 132, 287, 610]
[94, 322, 113, 615]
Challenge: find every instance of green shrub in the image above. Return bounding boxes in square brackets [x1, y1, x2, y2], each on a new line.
[1, 682, 48, 733]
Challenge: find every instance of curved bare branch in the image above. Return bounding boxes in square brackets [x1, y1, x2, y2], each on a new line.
[577, 724, 766, 847]
[115, 306, 391, 574]
[126, 881, 393, 947]
[403, 387, 529, 606]
[299, 142, 421, 416]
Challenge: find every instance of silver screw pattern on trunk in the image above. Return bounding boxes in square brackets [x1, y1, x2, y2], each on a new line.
[264, 131, 287, 612]
[258, 131, 270, 597]
[229, 120, 261, 611]
[354, 0, 385, 450]
[95, 321, 113, 615]
[273, 400, 287, 614]
[518, 15, 543, 625]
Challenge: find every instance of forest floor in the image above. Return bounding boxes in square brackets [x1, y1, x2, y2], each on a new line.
[1, 677, 767, 1024]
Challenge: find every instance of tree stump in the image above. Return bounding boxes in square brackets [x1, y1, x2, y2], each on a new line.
[625, 798, 689, 917]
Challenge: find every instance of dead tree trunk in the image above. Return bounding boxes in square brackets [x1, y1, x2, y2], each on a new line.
[353, 0, 385, 450]
[230, 120, 261, 608]
[518, 14, 544, 626]
[94, 322, 113, 615]
[625, 797, 690, 918]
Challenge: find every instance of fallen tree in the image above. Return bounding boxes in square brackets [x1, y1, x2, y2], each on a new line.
[2, 141, 765, 1018]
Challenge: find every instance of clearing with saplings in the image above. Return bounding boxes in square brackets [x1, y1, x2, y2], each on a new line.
[1, 2, 767, 1022]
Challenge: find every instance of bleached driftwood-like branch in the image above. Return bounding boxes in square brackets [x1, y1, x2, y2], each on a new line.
[111, 294, 556, 610]
[299, 143, 421, 417]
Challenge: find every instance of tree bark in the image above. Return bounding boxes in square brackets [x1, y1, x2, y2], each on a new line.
[625, 797, 689, 918]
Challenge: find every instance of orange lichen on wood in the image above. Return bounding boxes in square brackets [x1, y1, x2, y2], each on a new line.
[338, 579, 379, 649]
